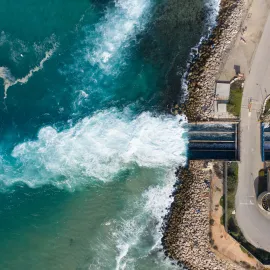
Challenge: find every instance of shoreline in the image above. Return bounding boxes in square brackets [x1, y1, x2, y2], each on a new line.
[162, 162, 247, 269]
[183, 0, 245, 121]
[162, 0, 247, 269]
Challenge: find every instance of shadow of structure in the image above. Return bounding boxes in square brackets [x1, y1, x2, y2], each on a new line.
[234, 64, 241, 75]
[255, 169, 268, 198]
[254, 176, 259, 197]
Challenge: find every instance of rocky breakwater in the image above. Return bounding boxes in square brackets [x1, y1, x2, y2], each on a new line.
[185, 0, 245, 121]
[162, 161, 244, 269]
[162, 1, 247, 268]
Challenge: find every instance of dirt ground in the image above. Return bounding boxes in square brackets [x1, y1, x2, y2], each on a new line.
[210, 162, 262, 269]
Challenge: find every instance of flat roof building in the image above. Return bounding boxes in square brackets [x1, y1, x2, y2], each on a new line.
[215, 82, 230, 101]
[217, 103, 227, 113]
[214, 81, 231, 117]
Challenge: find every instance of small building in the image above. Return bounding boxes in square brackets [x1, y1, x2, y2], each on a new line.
[215, 82, 231, 101]
[214, 81, 231, 116]
[217, 103, 227, 113]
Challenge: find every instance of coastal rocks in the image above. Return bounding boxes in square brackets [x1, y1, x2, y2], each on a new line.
[162, 0, 247, 268]
[184, 0, 245, 121]
[162, 161, 244, 270]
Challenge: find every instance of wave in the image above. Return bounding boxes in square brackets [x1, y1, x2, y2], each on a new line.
[205, 0, 221, 29]
[180, 0, 221, 100]
[90, 170, 184, 270]
[0, 45, 57, 98]
[87, 0, 151, 71]
[0, 108, 187, 191]
[60, 0, 152, 111]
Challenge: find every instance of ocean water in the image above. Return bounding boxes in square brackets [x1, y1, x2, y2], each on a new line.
[0, 0, 219, 269]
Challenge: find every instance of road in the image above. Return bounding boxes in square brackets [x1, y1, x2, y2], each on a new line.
[236, 13, 270, 251]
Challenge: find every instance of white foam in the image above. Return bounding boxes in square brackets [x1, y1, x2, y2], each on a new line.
[180, 0, 221, 100]
[113, 170, 184, 270]
[0, 44, 57, 98]
[116, 240, 133, 270]
[86, 0, 151, 72]
[0, 67, 15, 88]
[4, 108, 187, 190]
[205, 0, 221, 28]
[0, 31, 8, 46]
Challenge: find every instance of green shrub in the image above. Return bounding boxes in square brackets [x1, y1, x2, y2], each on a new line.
[227, 88, 243, 117]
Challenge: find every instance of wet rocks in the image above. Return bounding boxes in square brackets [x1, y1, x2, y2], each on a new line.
[162, 1, 247, 268]
[162, 161, 244, 269]
[184, 0, 245, 121]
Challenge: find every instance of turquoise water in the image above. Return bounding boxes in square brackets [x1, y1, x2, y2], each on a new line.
[0, 0, 219, 269]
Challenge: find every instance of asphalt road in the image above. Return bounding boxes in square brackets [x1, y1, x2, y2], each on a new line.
[235, 13, 270, 251]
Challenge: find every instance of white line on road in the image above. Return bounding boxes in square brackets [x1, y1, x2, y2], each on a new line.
[240, 202, 255, 205]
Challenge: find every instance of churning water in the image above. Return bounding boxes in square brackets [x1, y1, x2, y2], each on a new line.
[0, 0, 219, 269]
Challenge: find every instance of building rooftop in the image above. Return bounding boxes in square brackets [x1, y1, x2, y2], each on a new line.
[217, 103, 227, 113]
[216, 82, 230, 100]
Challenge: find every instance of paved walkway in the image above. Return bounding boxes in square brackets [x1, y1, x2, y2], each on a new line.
[236, 13, 270, 251]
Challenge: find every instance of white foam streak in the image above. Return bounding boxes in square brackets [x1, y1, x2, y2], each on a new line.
[8, 109, 187, 190]
[205, 0, 221, 28]
[180, 0, 221, 100]
[0, 45, 57, 98]
[114, 170, 183, 270]
[87, 0, 150, 71]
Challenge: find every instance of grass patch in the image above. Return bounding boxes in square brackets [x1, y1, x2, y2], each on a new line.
[226, 163, 238, 224]
[220, 214, 224, 226]
[219, 195, 224, 207]
[227, 86, 243, 117]
[219, 195, 224, 225]
[240, 246, 253, 258]
[265, 99, 270, 114]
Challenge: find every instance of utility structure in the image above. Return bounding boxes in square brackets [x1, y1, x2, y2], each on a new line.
[188, 121, 240, 161]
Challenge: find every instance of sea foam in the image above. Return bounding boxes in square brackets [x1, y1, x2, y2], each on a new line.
[87, 0, 151, 71]
[0, 44, 57, 98]
[92, 170, 184, 270]
[0, 108, 187, 191]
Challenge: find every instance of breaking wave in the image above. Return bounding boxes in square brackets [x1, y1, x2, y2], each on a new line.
[0, 108, 187, 191]
[89, 170, 184, 270]
[86, 0, 151, 71]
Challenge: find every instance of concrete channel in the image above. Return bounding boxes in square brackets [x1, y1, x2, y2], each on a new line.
[188, 121, 240, 161]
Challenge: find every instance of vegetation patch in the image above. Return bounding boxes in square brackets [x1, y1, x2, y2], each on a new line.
[226, 162, 238, 225]
[264, 99, 270, 115]
[227, 81, 243, 117]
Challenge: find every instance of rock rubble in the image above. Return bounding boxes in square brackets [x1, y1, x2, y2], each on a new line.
[162, 161, 244, 269]
[163, 1, 247, 268]
[184, 0, 245, 121]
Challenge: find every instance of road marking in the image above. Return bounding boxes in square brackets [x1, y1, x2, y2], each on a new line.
[240, 196, 255, 205]
[240, 202, 255, 205]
